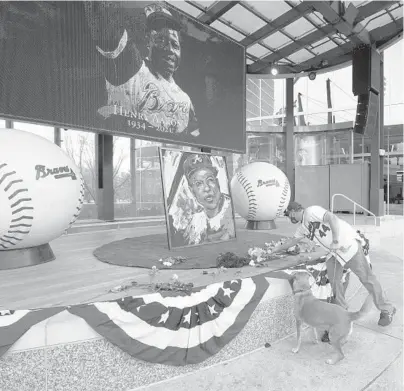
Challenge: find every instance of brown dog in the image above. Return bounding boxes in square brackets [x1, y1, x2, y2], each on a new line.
[291, 271, 373, 364]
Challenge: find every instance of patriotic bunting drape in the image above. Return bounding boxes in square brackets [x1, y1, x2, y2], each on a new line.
[69, 275, 269, 365]
[0, 275, 269, 366]
[0, 256, 361, 366]
[0, 307, 65, 357]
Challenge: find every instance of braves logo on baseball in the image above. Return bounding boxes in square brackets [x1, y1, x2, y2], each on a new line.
[257, 179, 280, 188]
[35, 165, 77, 181]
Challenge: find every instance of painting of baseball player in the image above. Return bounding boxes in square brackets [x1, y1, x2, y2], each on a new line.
[160, 150, 236, 248]
[91, 3, 199, 136]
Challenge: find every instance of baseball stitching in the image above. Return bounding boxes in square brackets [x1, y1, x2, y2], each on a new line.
[236, 171, 257, 220]
[276, 180, 290, 217]
[0, 163, 34, 250]
[67, 177, 85, 229]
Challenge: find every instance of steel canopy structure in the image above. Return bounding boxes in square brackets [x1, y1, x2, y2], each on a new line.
[170, 0, 403, 76]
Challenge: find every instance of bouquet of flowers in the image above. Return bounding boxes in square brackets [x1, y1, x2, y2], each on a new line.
[154, 274, 194, 294]
[158, 256, 187, 268]
[247, 247, 272, 266]
[216, 252, 250, 268]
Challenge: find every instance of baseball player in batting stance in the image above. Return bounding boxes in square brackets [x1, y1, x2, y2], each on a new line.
[87, 3, 199, 136]
[269, 201, 396, 340]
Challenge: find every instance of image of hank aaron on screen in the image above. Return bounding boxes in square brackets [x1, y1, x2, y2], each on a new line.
[160, 149, 236, 249]
[93, 3, 199, 137]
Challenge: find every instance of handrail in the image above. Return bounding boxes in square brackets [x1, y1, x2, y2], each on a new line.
[331, 193, 377, 226]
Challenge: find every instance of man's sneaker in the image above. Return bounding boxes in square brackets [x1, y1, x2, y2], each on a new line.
[321, 330, 330, 343]
[378, 307, 396, 326]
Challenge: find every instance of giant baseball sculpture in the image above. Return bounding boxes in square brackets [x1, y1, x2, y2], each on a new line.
[0, 128, 84, 269]
[231, 162, 291, 229]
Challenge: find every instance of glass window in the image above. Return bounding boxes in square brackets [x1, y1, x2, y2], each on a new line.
[247, 133, 286, 173]
[294, 133, 325, 166]
[210, 150, 246, 179]
[246, 76, 279, 126]
[353, 132, 365, 163]
[384, 123, 403, 215]
[113, 136, 133, 219]
[323, 130, 352, 165]
[135, 143, 164, 217]
[61, 130, 97, 220]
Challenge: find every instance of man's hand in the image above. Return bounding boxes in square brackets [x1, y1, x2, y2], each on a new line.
[270, 238, 302, 256]
[330, 241, 350, 252]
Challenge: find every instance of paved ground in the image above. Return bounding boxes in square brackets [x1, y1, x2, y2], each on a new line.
[133, 216, 403, 391]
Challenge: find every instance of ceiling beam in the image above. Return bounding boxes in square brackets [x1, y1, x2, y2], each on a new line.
[197, 1, 239, 25]
[247, 1, 397, 74]
[240, 2, 313, 47]
[310, 1, 371, 45]
[294, 41, 353, 72]
[369, 17, 403, 43]
[248, 24, 343, 73]
[246, 62, 299, 75]
[355, 1, 400, 22]
[294, 17, 402, 72]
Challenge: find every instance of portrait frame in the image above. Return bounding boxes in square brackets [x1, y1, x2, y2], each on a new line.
[159, 148, 237, 250]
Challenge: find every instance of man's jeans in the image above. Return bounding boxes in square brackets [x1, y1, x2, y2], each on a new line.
[326, 242, 394, 313]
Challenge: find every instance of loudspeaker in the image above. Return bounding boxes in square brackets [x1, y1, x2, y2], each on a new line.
[352, 45, 381, 96]
[354, 91, 379, 137]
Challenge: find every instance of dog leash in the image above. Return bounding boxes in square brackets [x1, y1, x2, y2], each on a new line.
[327, 252, 337, 304]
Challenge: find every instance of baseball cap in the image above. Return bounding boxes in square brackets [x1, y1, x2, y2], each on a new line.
[145, 4, 182, 32]
[183, 154, 218, 181]
[284, 201, 303, 216]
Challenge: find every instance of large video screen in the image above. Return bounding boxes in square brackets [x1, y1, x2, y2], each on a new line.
[0, 2, 246, 153]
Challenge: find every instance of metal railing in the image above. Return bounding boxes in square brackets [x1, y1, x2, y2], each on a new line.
[331, 193, 377, 226]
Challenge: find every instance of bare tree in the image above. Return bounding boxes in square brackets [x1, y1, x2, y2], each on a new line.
[63, 132, 131, 203]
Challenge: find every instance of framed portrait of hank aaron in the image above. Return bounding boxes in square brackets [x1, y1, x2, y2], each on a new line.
[159, 148, 237, 249]
[0, 1, 246, 153]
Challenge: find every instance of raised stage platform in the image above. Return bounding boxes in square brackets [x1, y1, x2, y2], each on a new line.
[0, 222, 324, 311]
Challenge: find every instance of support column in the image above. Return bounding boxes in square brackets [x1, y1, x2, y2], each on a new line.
[285, 77, 295, 200]
[5, 120, 13, 128]
[95, 133, 114, 221]
[370, 53, 384, 219]
[379, 54, 385, 192]
[326, 78, 333, 124]
[130, 137, 137, 216]
[54, 127, 62, 146]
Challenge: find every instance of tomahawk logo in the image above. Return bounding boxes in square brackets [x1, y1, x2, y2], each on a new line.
[257, 179, 280, 188]
[35, 165, 77, 181]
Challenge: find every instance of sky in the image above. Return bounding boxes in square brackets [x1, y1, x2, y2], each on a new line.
[272, 39, 404, 125]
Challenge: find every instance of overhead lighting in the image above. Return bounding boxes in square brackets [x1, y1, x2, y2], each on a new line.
[270, 65, 278, 76]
